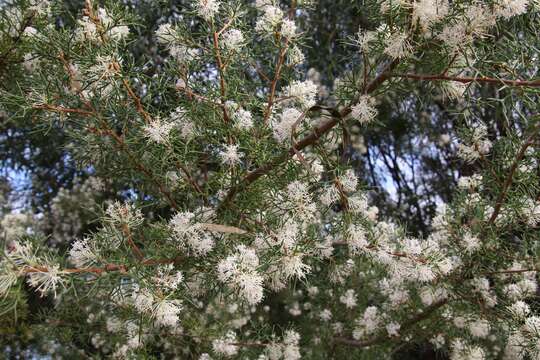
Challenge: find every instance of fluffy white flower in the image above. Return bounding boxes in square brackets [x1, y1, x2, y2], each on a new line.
[508, 301, 530, 319]
[383, 32, 412, 59]
[524, 316, 540, 334]
[347, 224, 368, 253]
[133, 288, 155, 313]
[386, 322, 400, 337]
[69, 238, 97, 268]
[255, 5, 283, 34]
[287, 45, 305, 65]
[109, 25, 130, 40]
[170, 211, 214, 255]
[356, 30, 376, 52]
[339, 289, 357, 309]
[154, 299, 183, 327]
[494, 0, 529, 19]
[105, 201, 143, 226]
[462, 232, 481, 253]
[350, 95, 377, 124]
[217, 245, 264, 305]
[272, 108, 302, 143]
[212, 331, 239, 357]
[353, 306, 381, 339]
[283, 80, 318, 108]
[222, 29, 245, 50]
[27, 265, 65, 297]
[154, 264, 184, 290]
[281, 19, 297, 38]
[468, 319, 490, 338]
[169, 106, 196, 139]
[219, 144, 243, 166]
[458, 174, 483, 190]
[339, 169, 358, 192]
[196, 0, 221, 20]
[169, 44, 199, 63]
[155, 23, 177, 44]
[282, 330, 301, 360]
[23, 26, 38, 37]
[233, 108, 253, 129]
[281, 253, 311, 279]
[320, 309, 332, 321]
[412, 0, 449, 31]
[143, 117, 175, 144]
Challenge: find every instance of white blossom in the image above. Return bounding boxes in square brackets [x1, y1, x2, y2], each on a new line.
[350, 95, 378, 124]
[339, 289, 357, 308]
[217, 245, 264, 305]
[219, 144, 244, 166]
[27, 265, 65, 297]
[212, 331, 239, 357]
[222, 29, 245, 50]
[272, 108, 302, 143]
[255, 5, 283, 34]
[283, 80, 318, 108]
[196, 0, 221, 20]
[233, 108, 254, 130]
[69, 238, 97, 268]
[156, 23, 177, 44]
[383, 32, 412, 59]
[143, 117, 175, 144]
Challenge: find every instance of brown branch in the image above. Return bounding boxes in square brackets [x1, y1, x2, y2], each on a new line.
[174, 160, 205, 196]
[40, 51, 178, 211]
[485, 268, 539, 275]
[122, 78, 152, 124]
[21, 264, 127, 275]
[263, 40, 289, 124]
[212, 30, 229, 122]
[121, 223, 144, 261]
[178, 86, 224, 109]
[488, 121, 540, 224]
[20, 256, 181, 276]
[395, 73, 540, 88]
[33, 104, 94, 116]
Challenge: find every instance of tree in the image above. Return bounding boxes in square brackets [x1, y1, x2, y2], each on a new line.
[1, 0, 540, 358]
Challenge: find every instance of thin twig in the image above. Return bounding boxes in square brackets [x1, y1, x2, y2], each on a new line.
[488, 121, 540, 224]
[395, 73, 540, 87]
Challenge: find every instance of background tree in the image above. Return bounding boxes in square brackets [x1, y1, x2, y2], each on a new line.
[1, 0, 540, 359]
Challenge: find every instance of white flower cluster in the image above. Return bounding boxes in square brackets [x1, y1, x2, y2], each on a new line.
[350, 95, 378, 124]
[282, 80, 318, 109]
[352, 306, 381, 340]
[69, 238, 97, 268]
[217, 245, 264, 305]
[132, 287, 183, 328]
[457, 124, 492, 163]
[155, 24, 199, 63]
[212, 331, 239, 357]
[75, 7, 129, 43]
[219, 144, 244, 166]
[105, 201, 144, 227]
[272, 108, 303, 143]
[170, 211, 215, 255]
[196, 0, 221, 21]
[222, 29, 245, 51]
[170, 106, 196, 139]
[255, 5, 284, 34]
[143, 117, 176, 144]
[265, 330, 301, 360]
